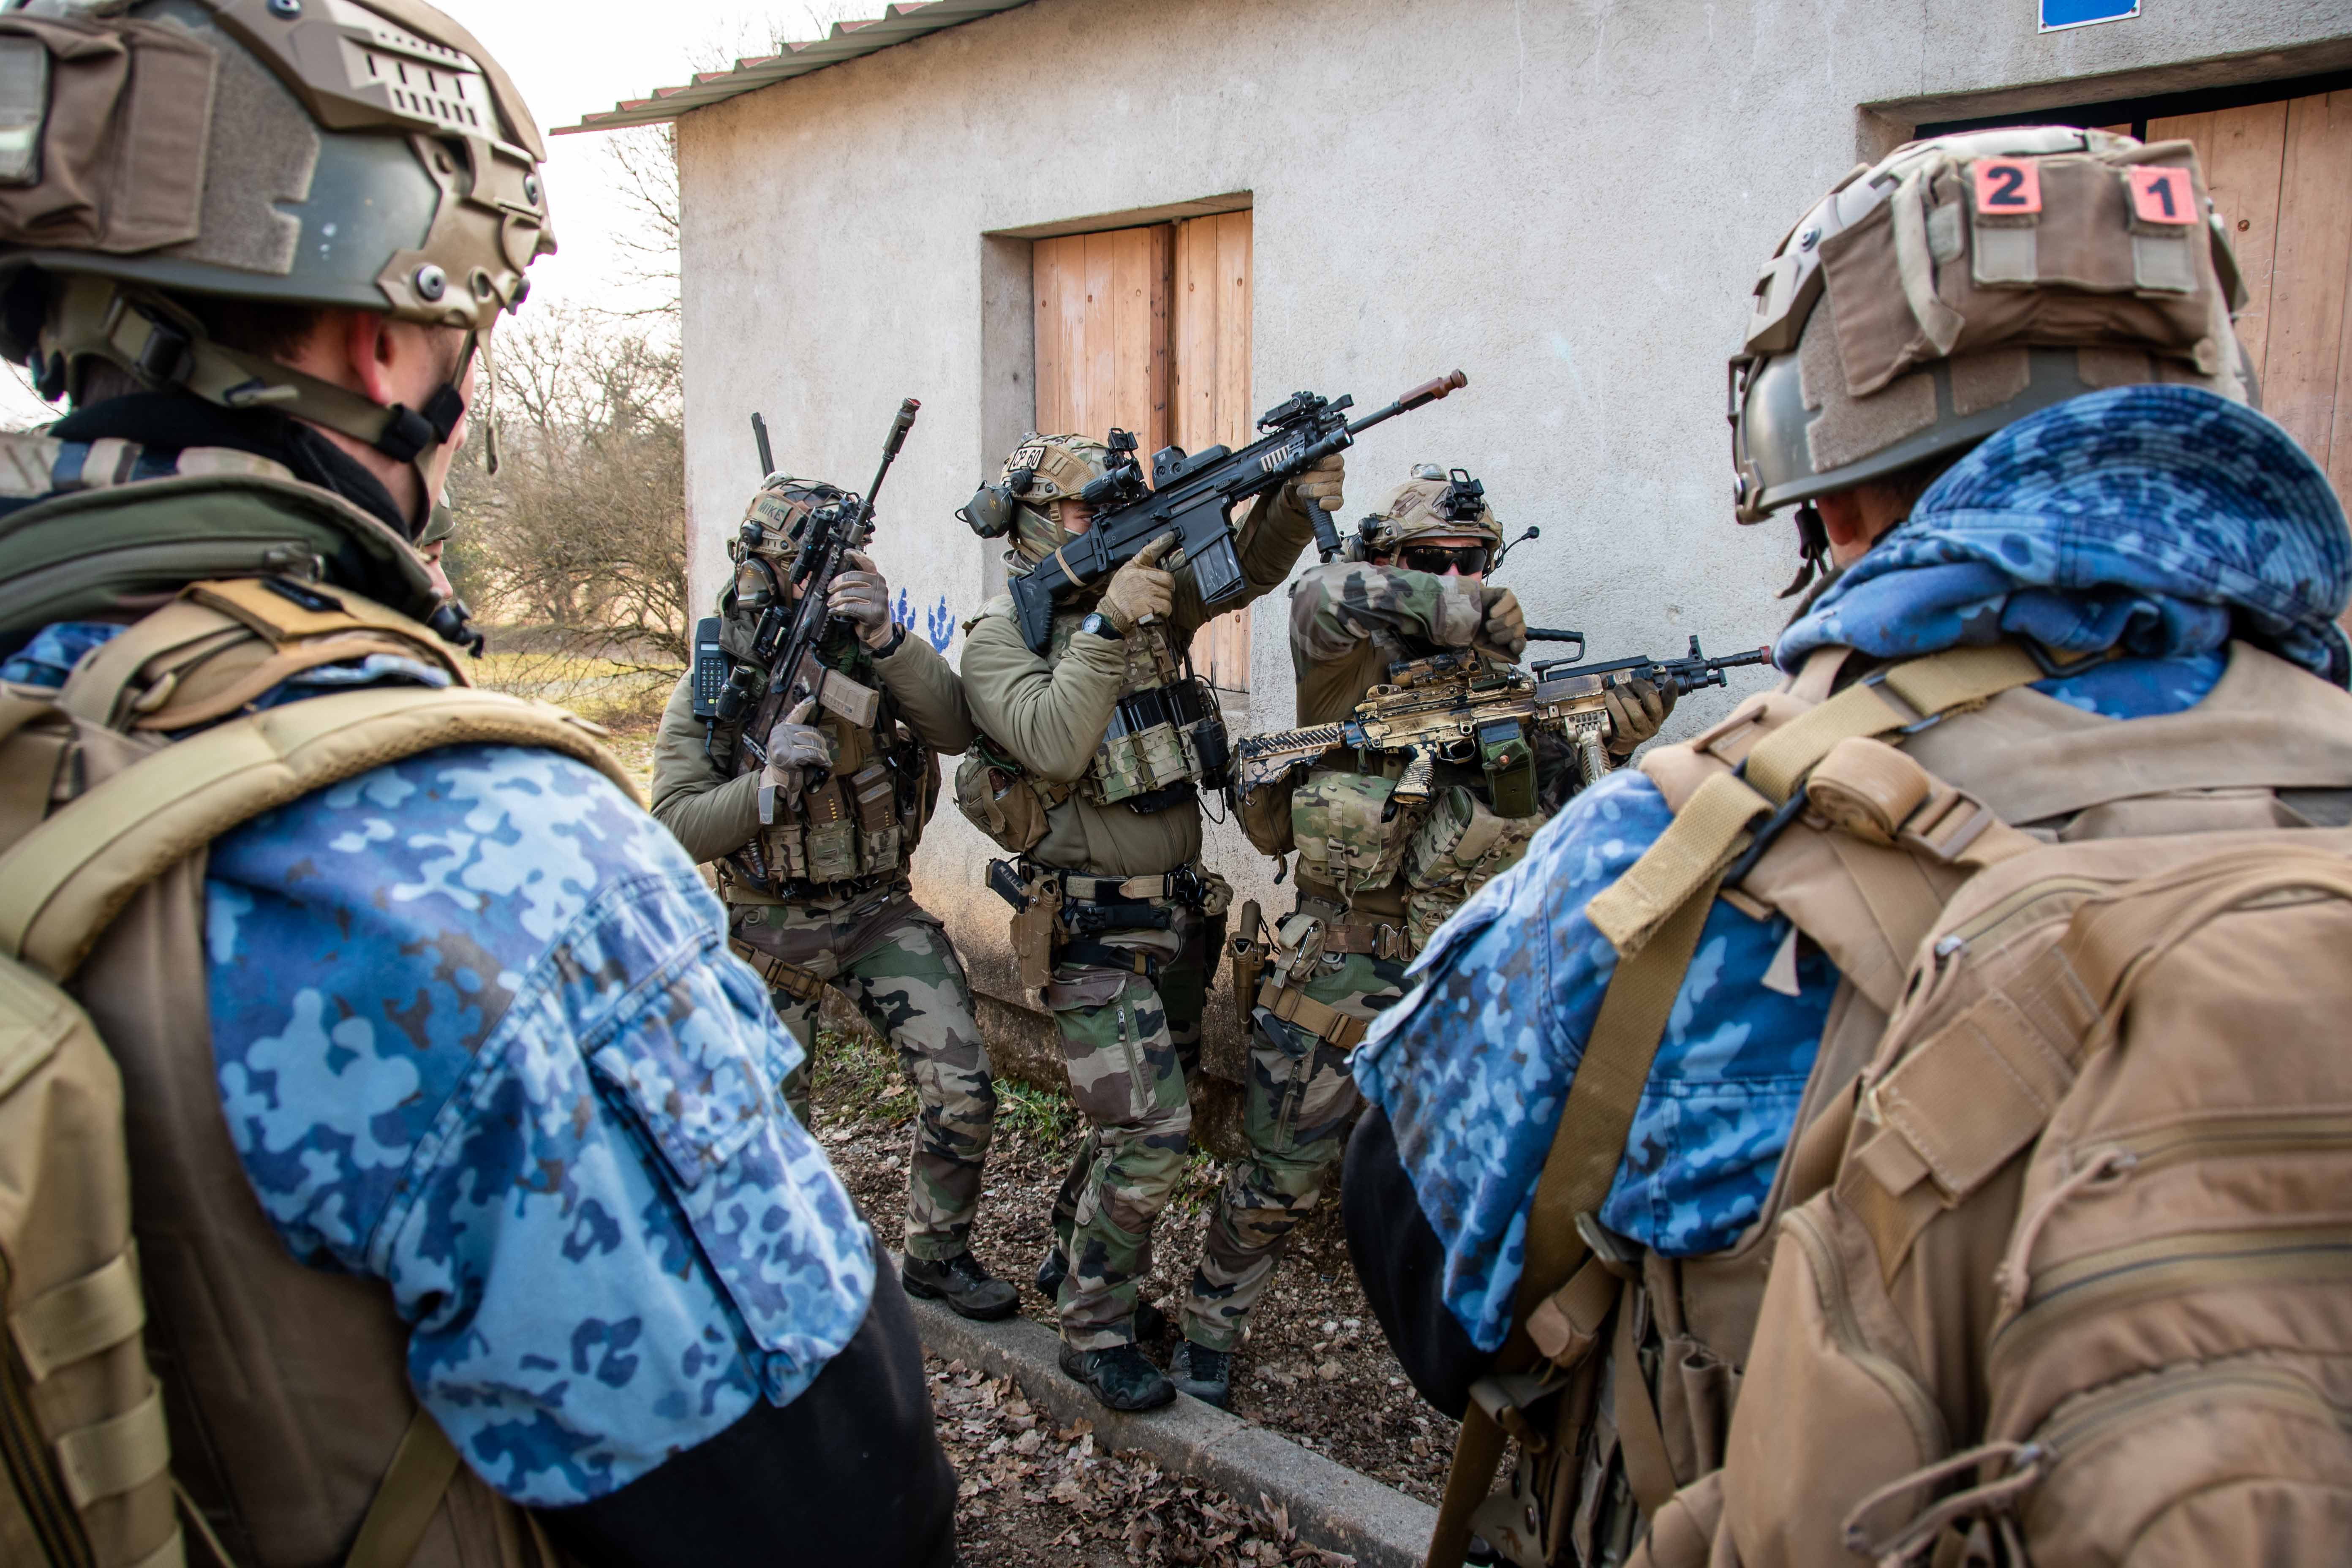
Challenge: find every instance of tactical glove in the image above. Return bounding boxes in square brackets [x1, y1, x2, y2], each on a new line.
[760, 698, 832, 818]
[1286, 451, 1345, 515]
[1603, 675, 1675, 757]
[830, 550, 896, 648]
[1098, 532, 1179, 634]
[1479, 585, 1527, 659]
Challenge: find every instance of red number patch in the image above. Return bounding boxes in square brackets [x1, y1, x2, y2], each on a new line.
[1972, 158, 2043, 215]
[2128, 166, 2195, 225]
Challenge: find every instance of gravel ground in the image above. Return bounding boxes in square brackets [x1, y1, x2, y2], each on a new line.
[810, 1029, 1460, 1512]
[929, 1354, 1362, 1566]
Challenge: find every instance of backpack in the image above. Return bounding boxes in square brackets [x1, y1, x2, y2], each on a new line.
[1669, 829, 2352, 1568]
[0, 588, 633, 1568]
[1426, 639, 2352, 1568]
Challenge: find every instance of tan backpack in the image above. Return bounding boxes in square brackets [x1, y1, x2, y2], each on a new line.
[0, 585, 633, 1568]
[1429, 640, 2352, 1568]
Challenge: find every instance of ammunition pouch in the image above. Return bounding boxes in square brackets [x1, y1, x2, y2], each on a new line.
[1234, 764, 1301, 858]
[1292, 770, 1412, 896]
[1401, 784, 1541, 950]
[1082, 677, 1230, 813]
[954, 735, 1070, 852]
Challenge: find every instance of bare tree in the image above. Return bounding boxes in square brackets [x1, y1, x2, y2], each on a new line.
[453, 308, 689, 723]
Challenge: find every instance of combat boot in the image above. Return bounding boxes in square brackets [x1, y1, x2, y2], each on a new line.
[1167, 1339, 1230, 1408]
[901, 1250, 1019, 1321]
[1059, 1342, 1174, 1413]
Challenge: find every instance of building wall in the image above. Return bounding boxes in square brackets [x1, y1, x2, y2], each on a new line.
[673, 0, 2352, 1082]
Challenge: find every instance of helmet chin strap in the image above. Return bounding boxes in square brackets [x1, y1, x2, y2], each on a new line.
[49, 279, 472, 539]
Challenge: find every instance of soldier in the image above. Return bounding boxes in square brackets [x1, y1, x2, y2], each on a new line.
[1165, 466, 1674, 1407]
[651, 475, 1019, 1321]
[954, 432, 1339, 1410]
[1345, 129, 2352, 1566]
[0, 6, 950, 1565]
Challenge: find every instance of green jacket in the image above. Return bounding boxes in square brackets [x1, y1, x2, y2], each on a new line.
[960, 489, 1318, 877]
[650, 629, 974, 889]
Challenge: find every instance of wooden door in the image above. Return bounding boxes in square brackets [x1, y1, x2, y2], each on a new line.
[1172, 211, 1255, 691]
[1031, 211, 1256, 690]
[2145, 92, 2352, 523]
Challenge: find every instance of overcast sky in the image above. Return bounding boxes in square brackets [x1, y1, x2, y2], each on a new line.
[0, 1, 874, 423]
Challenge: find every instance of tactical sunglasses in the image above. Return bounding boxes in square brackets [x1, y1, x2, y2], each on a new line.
[1399, 543, 1492, 576]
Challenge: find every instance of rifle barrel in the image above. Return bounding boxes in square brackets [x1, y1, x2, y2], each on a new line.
[1344, 369, 1468, 438]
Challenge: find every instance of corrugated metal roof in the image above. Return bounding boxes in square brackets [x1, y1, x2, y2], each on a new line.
[557, 0, 1033, 134]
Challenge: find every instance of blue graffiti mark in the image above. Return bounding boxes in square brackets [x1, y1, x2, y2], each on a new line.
[888, 591, 957, 653]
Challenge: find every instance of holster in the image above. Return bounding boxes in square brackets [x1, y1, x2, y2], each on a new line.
[1228, 899, 1267, 1034]
[1009, 869, 1062, 999]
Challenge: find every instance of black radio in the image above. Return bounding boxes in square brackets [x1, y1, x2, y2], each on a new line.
[691, 617, 729, 719]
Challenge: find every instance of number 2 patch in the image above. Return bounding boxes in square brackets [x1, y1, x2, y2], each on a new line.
[2127, 166, 2195, 225]
[1972, 158, 2042, 215]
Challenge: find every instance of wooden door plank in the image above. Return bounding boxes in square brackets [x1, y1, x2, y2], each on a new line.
[2155, 102, 2289, 382]
[1173, 216, 1217, 455]
[1214, 212, 1253, 448]
[1033, 234, 1078, 436]
[2264, 92, 2352, 477]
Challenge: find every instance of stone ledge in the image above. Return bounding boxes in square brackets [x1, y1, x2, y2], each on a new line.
[897, 1263, 1437, 1568]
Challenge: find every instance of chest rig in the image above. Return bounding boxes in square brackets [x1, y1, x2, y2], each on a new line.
[702, 490, 935, 898]
[1045, 604, 1230, 812]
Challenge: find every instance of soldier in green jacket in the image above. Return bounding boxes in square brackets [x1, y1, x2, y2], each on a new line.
[653, 475, 1018, 1321]
[1165, 466, 1673, 1405]
[954, 433, 1340, 1410]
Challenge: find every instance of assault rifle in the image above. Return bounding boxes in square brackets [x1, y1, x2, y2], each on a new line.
[1007, 371, 1470, 652]
[1233, 635, 1772, 814]
[713, 398, 921, 792]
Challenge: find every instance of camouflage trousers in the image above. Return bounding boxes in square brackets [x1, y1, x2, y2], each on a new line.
[1042, 910, 1215, 1353]
[730, 887, 996, 1263]
[1179, 940, 1409, 1352]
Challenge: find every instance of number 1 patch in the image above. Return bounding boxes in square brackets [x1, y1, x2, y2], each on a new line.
[2128, 166, 2195, 225]
[1972, 158, 2042, 215]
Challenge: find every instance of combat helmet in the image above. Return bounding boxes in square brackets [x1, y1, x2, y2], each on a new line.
[961, 433, 1112, 571]
[1353, 464, 1504, 561]
[0, 0, 555, 530]
[724, 474, 849, 609]
[1730, 125, 2252, 588]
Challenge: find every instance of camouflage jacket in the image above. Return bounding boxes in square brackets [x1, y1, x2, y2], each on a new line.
[3, 610, 877, 1508]
[961, 486, 1316, 876]
[650, 627, 972, 904]
[1288, 559, 1486, 725]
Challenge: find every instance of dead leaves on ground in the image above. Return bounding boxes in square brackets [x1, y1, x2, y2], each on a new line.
[929, 1358, 1355, 1567]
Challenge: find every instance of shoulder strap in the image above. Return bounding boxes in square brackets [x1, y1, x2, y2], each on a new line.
[0, 685, 635, 984]
[1422, 642, 2047, 1568]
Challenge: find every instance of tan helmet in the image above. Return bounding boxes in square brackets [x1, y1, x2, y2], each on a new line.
[0, 0, 555, 526]
[1355, 464, 1504, 559]
[961, 433, 1112, 570]
[1729, 126, 2252, 584]
[724, 476, 850, 614]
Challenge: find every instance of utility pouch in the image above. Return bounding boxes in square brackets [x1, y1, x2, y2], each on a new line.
[1293, 770, 1411, 896]
[1009, 872, 1062, 998]
[1236, 768, 1300, 858]
[954, 737, 1062, 853]
[1478, 716, 1538, 818]
[0, 14, 215, 253]
[1405, 784, 1540, 950]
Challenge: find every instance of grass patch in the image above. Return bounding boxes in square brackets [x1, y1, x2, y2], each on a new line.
[994, 1078, 1080, 1157]
[809, 1027, 917, 1129]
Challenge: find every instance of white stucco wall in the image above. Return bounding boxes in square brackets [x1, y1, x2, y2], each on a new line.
[669, 0, 2352, 1072]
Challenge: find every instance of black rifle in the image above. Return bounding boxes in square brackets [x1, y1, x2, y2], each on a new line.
[1527, 634, 1772, 700]
[1006, 371, 1469, 652]
[715, 399, 920, 779]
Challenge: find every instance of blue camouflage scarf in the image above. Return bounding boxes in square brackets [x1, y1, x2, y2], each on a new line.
[1778, 386, 2352, 687]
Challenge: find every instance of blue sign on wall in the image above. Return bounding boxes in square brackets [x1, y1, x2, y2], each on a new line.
[2042, 0, 2139, 30]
